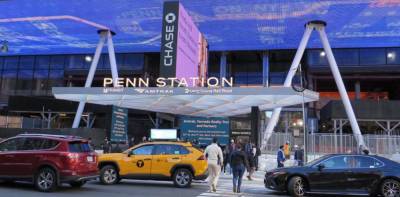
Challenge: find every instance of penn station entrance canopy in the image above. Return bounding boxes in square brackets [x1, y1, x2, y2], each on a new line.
[52, 87, 319, 117]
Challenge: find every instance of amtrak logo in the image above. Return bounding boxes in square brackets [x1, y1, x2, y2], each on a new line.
[134, 88, 145, 94]
[136, 160, 144, 168]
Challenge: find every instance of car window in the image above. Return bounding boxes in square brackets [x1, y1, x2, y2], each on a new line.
[352, 156, 384, 168]
[69, 141, 91, 153]
[180, 146, 190, 154]
[0, 138, 25, 152]
[154, 145, 188, 155]
[22, 138, 45, 150]
[132, 145, 153, 155]
[42, 139, 59, 149]
[319, 156, 350, 169]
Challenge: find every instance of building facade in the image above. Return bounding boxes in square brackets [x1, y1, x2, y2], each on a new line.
[0, 47, 399, 143]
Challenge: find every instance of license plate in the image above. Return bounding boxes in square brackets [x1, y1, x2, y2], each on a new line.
[87, 156, 94, 162]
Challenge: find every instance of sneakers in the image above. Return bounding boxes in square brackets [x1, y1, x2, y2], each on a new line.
[212, 185, 217, 192]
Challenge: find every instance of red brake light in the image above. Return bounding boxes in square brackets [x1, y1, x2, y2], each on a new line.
[197, 155, 205, 160]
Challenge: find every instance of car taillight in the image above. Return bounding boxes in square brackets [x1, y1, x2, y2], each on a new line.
[197, 155, 205, 160]
[66, 153, 79, 160]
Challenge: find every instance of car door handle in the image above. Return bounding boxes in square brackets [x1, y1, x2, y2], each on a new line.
[5, 155, 14, 158]
[144, 158, 151, 161]
[172, 157, 180, 160]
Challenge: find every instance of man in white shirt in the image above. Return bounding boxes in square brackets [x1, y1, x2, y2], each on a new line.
[204, 137, 223, 192]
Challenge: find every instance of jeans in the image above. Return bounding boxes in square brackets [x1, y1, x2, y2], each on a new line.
[232, 164, 245, 191]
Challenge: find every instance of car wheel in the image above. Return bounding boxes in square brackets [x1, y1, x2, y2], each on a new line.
[34, 167, 58, 192]
[288, 176, 306, 197]
[381, 179, 400, 197]
[173, 168, 192, 188]
[100, 165, 119, 185]
[70, 181, 86, 188]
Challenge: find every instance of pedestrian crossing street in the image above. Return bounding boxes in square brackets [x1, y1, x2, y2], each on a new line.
[196, 172, 273, 197]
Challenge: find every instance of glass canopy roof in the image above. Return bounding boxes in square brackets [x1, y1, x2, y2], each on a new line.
[0, 0, 399, 55]
[52, 87, 319, 117]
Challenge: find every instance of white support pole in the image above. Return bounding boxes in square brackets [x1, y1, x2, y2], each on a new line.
[261, 24, 313, 149]
[106, 31, 119, 87]
[72, 31, 107, 128]
[317, 27, 366, 148]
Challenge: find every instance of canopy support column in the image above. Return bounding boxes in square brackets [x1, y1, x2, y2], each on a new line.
[72, 30, 118, 128]
[261, 24, 313, 149]
[261, 21, 366, 151]
[317, 26, 366, 148]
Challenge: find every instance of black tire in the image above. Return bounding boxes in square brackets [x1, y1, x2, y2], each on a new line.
[70, 181, 86, 188]
[100, 165, 120, 185]
[173, 168, 192, 188]
[380, 179, 400, 197]
[288, 176, 306, 197]
[34, 167, 58, 192]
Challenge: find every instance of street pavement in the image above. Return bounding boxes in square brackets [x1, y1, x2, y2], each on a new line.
[0, 171, 287, 197]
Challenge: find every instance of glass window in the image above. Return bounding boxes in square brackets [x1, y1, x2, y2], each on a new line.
[319, 156, 350, 169]
[19, 56, 35, 69]
[0, 138, 25, 152]
[65, 55, 84, 69]
[16, 69, 33, 93]
[307, 50, 328, 66]
[42, 139, 59, 149]
[352, 156, 384, 168]
[22, 138, 45, 150]
[154, 145, 187, 155]
[68, 142, 91, 152]
[100, 54, 123, 70]
[360, 48, 386, 65]
[387, 48, 400, 65]
[122, 53, 144, 70]
[48, 70, 64, 87]
[3, 56, 19, 69]
[333, 49, 359, 66]
[0, 57, 4, 70]
[132, 145, 153, 155]
[50, 55, 65, 69]
[33, 70, 49, 95]
[1, 69, 17, 95]
[35, 56, 50, 69]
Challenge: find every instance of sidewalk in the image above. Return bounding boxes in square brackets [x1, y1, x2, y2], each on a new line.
[196, 171, 271, 197]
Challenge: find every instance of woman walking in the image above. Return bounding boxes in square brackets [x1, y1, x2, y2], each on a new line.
[230, 144, 250, 193]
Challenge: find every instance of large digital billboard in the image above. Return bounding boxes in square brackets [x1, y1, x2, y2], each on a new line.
[179, 116, 229, 145]
[159, 1, 208, 86]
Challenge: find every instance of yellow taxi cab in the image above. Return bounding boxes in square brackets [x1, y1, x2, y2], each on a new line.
[98, 141, 208, 188]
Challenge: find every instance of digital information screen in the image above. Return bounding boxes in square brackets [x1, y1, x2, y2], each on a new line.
[150, 129, 178, 140]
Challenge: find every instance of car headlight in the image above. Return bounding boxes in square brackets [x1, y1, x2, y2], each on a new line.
[271, 171, 286, 176]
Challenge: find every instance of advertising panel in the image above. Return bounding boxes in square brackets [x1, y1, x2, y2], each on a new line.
[150, 129, 177, 140]
[159, 1, 209, 86]
[110, 106, 128, 142]
[159, 1, 179, 78]
[179, 116, 229, 145]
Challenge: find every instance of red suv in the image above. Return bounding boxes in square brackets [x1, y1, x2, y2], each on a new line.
[0, 134, 98, 192]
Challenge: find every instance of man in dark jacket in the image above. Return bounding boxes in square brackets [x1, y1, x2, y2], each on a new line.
[294, 145, 304, 166]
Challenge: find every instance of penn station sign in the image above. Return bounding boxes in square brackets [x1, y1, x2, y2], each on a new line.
[103, 77, 233, 88]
